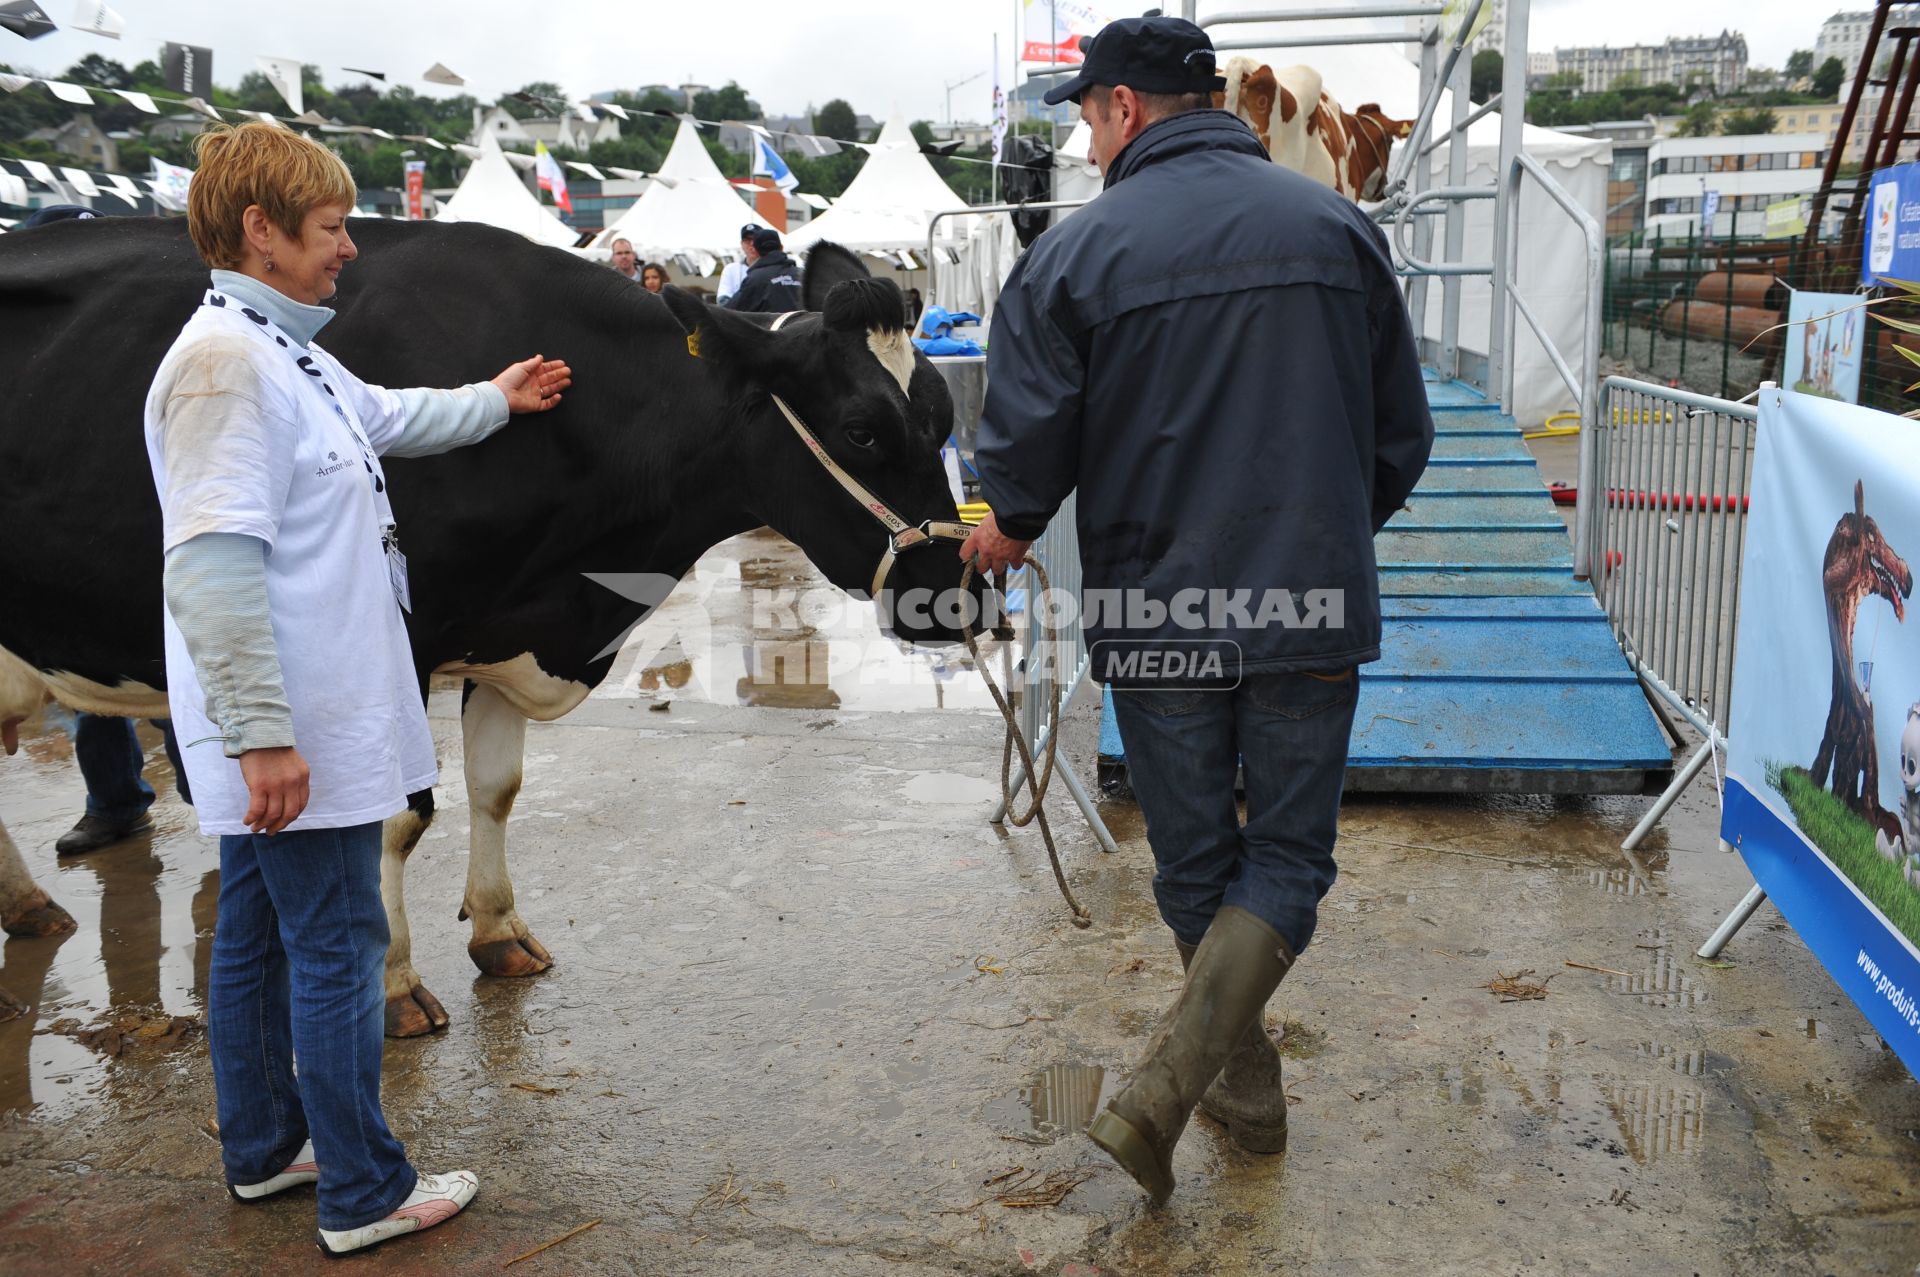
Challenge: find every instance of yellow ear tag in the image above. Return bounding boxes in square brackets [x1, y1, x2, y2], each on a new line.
[686, 327, 702, 358]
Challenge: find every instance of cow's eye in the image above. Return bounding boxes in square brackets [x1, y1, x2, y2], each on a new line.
[846, 428, 877, 450]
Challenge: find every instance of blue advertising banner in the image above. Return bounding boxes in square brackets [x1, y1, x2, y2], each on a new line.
[1864, 161, 1920, 284]
[1723, 389, 1920, 1071]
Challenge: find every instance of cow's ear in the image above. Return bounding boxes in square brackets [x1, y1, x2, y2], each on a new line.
[802, 241, 870, 312]
[659, 286, 786, 373]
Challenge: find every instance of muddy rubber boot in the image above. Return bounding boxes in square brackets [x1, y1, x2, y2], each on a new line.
[1176, 938, 1290, 1154]
[1089, 907, 1295, 1204]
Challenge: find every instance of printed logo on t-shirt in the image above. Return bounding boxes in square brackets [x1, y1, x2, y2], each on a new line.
[316, 449, 354, 478]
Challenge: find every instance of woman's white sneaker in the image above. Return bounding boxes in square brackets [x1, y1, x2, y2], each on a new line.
[228, 1139, 320, 1202]
[315, 1170, 478, 1257]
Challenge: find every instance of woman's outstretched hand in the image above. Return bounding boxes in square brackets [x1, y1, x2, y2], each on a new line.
[492, 355, 573, 415]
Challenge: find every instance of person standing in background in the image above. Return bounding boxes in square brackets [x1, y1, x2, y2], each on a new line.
[608, 238, 640, 281]
[715, 222, 762, 305]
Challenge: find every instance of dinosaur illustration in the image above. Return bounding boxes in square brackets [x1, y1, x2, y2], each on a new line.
[1810, 480, 1913, 843]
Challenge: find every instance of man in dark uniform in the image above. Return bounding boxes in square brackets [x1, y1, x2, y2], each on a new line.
[724, 228, 804, 313]
[959, 16, 1432, 1203]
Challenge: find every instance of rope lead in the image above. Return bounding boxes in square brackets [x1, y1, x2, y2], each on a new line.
[960, 556, 1093, 930]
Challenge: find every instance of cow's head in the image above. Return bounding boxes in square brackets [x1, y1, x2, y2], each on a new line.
[1216, 56, 1282, 153]
[660, 243, 987, 645]
[1347, 103, 1416, 201]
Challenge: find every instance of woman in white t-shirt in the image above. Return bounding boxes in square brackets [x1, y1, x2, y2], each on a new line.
[145, 122, 571, 1258]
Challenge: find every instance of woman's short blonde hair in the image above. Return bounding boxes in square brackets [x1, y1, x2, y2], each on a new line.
[187, 122, 358, 269]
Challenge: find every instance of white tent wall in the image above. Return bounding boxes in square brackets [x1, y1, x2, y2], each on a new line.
[591, 117, 754, 268]
[930, 213, 1022, 319]
[1424, 127, 1610, 428]
[436, 130, 579, 249]
[786, 113, 983, 256]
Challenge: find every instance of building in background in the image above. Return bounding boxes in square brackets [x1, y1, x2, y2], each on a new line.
[1552, 32, 1748, 95]
[1557, 118, 1659, 237]
[1815, 7, 1920, 91]
[471, 106, 621, 153]
[1644, 132, 1827, 238]
[24, 114, 118, 169]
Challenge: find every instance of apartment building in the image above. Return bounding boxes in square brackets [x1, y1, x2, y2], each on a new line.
[1644, 131, 1827, 237]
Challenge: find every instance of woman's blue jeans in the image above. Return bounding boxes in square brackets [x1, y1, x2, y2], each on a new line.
[1110, 669, 1360, 956]
[210, 821, 418, 1230]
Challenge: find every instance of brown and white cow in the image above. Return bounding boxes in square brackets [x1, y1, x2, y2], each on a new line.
[1214, 56, 1416, 202]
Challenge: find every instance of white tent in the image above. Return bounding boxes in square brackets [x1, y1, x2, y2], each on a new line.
[435, 129, 578, 249]
[591, 117, 753, 265]
[786, 114, 993, 257]
[1052, 47, 1611, 429]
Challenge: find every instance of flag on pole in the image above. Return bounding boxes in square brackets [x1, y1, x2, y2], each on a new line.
[533, 141, 572, 213]
[0, 2, 54, 40]
[992, 36, 1008, 162]
[149, 156, 192, 212]
[751, 136, 798, 195]
[69, 0, 121, 37]
[256, 55, 304, 117]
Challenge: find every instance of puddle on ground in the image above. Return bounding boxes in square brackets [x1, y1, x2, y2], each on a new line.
[902, 773, 1000, 805]
[0, 715, 215, 1118]
[589, 530, 1017, 713]
[1598, 1077, 1706, 1162]
[985, 1063, 1109, 1145]
[1607, 951, 1708, 1010]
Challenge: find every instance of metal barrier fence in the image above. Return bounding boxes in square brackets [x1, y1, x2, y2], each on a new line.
[988, 490, 1120, 854]
[1578, 376, 1758, 848]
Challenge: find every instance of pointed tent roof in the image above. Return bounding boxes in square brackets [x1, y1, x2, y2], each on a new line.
[592, 117, 754, 257]
[784, 112, 977, 255]
[435, 129, 578, 249]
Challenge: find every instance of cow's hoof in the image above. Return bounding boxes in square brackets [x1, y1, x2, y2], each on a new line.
[469, 934, 553, 978]
[384, 984, 450, 1038]
[0, 986, 27, 1022]
[2, 890, 77, 939]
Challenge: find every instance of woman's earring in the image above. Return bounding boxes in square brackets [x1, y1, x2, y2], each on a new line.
[265, 255, 276, 273]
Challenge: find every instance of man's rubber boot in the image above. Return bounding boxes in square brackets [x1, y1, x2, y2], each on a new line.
[1175, 938, 1290, 1154]
[1088, 906, 1295, 1204]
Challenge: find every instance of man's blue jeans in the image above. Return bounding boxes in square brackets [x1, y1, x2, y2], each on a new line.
[71, 714, 188, 824]
[73, 714, 155, 826]
[1110, 669, 1359, 956]
[210, 821, 417, 1230]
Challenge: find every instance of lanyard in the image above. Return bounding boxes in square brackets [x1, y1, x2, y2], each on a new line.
[200, 290, 411, 610]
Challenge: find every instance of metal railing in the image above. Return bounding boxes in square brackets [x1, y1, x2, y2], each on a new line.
[1580, 376, 1757, 849]
[988, 490, 1120, 853]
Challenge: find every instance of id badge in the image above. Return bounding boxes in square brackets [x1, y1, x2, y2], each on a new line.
[388, 544, 413, 613]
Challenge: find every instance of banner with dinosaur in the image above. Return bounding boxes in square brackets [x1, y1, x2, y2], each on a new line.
[1724, 389, 1920, 1072]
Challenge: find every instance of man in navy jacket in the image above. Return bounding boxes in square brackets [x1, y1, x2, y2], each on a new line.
[960, 15, 1432, 1204]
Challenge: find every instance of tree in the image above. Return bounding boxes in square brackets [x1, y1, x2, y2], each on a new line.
[1722, 107, 1777, 135]
[1610, 70, 1642, 91]
[1813, 56, 1846, 99]
[691, 82, 755, 122]
[1470, 50, 1502, 104]
[814, 98, 858, 142]
[1674, 101, 1718, 137]
[1543, 70, 1582, 93]
[1785, 49, 1814, 80]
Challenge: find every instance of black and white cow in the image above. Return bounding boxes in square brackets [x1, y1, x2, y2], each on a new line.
[0, 218, 976, 1034]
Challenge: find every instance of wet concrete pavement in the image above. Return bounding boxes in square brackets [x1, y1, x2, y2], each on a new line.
[3, 528, 1918, 1275]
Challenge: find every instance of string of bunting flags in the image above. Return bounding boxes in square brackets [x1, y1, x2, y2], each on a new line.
[0, 3, 1009, 172]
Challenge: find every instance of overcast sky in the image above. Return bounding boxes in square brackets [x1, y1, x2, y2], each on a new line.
[3, 1, 1821, 127]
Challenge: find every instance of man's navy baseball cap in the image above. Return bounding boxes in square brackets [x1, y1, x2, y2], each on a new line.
[19, 204, 98, 228]
[739, 222, 763, 239]
[1042, 15, 1226, 106]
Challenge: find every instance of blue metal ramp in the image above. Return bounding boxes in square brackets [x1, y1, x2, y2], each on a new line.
[1097, 378, 1673, 796]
